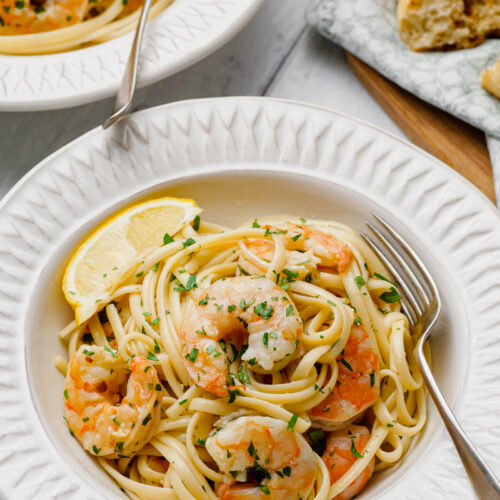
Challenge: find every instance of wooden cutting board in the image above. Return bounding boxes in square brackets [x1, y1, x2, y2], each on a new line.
[346, 53, 496, 203]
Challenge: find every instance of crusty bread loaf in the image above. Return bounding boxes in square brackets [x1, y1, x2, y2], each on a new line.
[398, 0, 500, 51]
[482, 55, 500, 99]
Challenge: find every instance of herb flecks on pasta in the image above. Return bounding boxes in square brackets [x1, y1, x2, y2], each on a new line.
[56, 204, 427, 500]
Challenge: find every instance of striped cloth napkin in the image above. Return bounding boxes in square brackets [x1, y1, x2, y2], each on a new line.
[308, 0, 500, 207]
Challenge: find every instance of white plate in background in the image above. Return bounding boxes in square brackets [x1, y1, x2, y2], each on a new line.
[0, 97, 499, 498]
[0, 0, 263, 111]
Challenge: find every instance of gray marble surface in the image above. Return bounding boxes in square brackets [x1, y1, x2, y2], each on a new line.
[0, 0, 404, 201]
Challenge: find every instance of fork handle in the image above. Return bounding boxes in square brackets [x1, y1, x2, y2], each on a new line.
[417, 341, 500, 499]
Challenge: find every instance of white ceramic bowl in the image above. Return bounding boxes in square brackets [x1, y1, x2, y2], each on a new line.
[0, 0, 263, 111]
[1, 97, 499, 499]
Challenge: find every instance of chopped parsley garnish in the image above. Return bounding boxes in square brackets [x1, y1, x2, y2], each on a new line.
[248, 441, 259, 459]
[185, 348, 199, 362]
[83, 349, 94, 356]
[15, 0, 24, 8]
[154, 339, 161, 353]
[178, 399, 188, 405]
[186, 274, 197, 291]
[354, 316, 362, 326]
[113, 418, 121, 426]
[308, 428, 326, 455]
[142, 413, 152, 426]
[379, 287, 402, 303]
[228, 304, 236, 312]
[193, 215, 200, 231]
[374, 272, 396, 285]
[238, 364, 250, 384]
[163, 233, 175, 245]
[340, 358, 353, 371]
[135, 271, 143, 278]
[64, 389, 68, 400]
[354, 276, 365, 288]
[182, 238, 196, 248]
[309, 429, 325, 444]
[252, 219, 261, 228]
[254, 301, 273, 319]
[238, 265, 250, 276]
[286, 304, 294, 316]
[152, 262, 159, 272]
[199, 295, 209, 306]
[227, 388, 239, 403]
[291, 233, 302, 242]
[369, 371, 375, 387]
[350, 438, 364, 458]
[146, 352, 159, 361]
[259, 485, 270, 495]
[152, 317, 160, 326]
[92, 445, 101, 455]
[197, 438, 205, 446]
[104, 346, 118, 358]
[248, 357, 256, 365]
[262, 332, 269, 348]
[286, 414, 298, 431]
[240, 298, 254, 311]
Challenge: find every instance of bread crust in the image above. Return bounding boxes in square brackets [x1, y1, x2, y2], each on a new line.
[398, 0, 500, 51]
[482, 56, 500, 99]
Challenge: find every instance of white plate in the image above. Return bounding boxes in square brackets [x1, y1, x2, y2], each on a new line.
[0, 97, 499, 499]
[0, 0, 263, 111]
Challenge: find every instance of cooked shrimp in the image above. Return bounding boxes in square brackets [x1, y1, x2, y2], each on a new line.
[322, 425, 375, 500]
[206, 415, 316, 500]
[239, 222, 352, 277]
[309, 326, 379, 430]
[64, 345, 162, 458]
[181, 276, 302, 397]
[0, 0, 89, 35]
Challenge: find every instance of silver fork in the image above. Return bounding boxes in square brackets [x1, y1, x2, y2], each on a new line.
[360, 213, 500, 500]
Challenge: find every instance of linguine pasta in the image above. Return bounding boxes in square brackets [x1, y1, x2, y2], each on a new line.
[56, 212, 427, 500]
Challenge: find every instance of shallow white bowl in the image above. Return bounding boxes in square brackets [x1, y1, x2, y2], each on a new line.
[0, 97, 499, 498]
[0, 0, 262, 111]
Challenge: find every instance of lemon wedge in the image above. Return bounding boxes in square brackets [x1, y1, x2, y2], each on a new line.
[63, 197, 201, 324]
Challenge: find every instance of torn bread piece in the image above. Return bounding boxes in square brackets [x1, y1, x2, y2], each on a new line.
[482, 55, 500, 99]
[398, 0, 500, 52]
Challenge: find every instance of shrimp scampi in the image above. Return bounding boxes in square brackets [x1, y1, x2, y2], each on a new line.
[64, 345, 162, 458]
[323, 425, 375, 500]
[56, 203, 427, 500]
[309, 326, 380, 430]
[206, 415, 317, 500]
[239, 222, 353, 279]
[181, 276, 303, 397]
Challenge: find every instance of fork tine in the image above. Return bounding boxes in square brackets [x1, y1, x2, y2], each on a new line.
[365, 221, 425, 316]
[366, 221, 432, 312]
[359, 231, 418, 327]
[373, 213, 438, 304]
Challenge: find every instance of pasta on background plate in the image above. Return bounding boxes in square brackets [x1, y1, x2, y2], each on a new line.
[0, 0, 174, 54]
